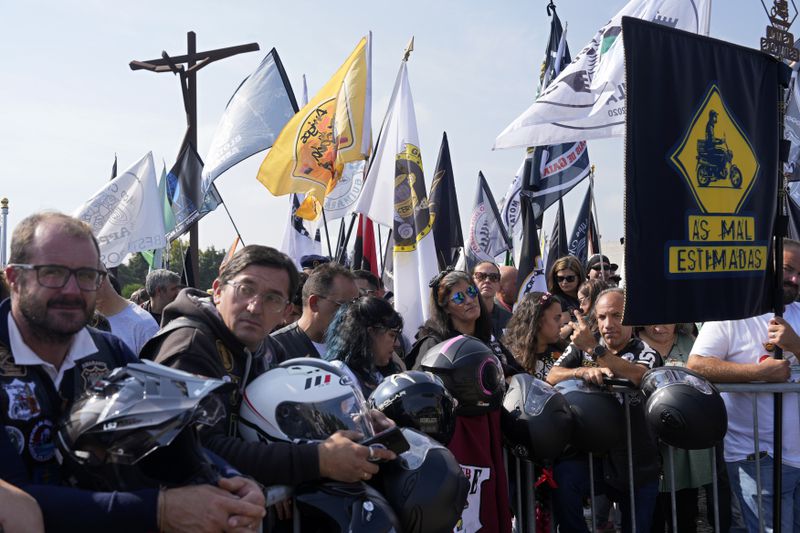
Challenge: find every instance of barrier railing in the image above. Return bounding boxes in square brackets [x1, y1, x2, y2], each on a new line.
[509, 381, 800, 533]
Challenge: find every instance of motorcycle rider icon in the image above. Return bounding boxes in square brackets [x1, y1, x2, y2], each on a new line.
[696, 109, 743, 188]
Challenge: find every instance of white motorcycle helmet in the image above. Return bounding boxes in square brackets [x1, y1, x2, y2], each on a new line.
[239, 358, 375, 444]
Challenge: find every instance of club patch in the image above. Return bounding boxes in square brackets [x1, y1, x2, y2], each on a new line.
[5, 425, 24, 455]
[28, 419, 55, 462]
[5, 379, 41, 421]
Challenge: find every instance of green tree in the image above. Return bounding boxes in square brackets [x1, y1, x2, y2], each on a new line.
[116, 239, 225, 293]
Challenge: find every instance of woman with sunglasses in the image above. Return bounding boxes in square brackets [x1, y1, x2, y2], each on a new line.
[547, 256, 585, 316]
[325, 296, 405, 398]
[405, 271, 521, 376]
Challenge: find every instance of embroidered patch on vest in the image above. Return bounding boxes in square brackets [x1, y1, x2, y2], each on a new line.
[5, 379, 41, 421]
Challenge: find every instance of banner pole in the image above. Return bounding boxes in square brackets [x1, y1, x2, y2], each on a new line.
[771, 64, 791, 529]
[0, 198, 8, 268]
[321, 207, 333, 258]
[587, 165, 606, 278]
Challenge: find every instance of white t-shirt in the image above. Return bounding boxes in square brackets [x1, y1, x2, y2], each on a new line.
[691, 303, 800, 466]
[107, 302, 159, 356]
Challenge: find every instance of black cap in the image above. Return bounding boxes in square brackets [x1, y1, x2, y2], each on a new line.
[587, 254, 618, 271]
[300, 254, 331, 269]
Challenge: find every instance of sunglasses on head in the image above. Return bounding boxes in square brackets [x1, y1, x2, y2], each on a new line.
[474, 272, 500, 283]
[450, 285, 479, 305]
[556, 275, 577, 283]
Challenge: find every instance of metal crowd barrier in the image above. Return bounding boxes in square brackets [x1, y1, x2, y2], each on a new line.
[509, 382, 800, 533]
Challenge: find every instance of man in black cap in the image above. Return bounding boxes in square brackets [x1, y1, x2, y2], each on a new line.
[299, 254, 331, 274]
[586, 254, 618, 284]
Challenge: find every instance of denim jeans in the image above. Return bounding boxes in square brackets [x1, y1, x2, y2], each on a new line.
[727, 455, 800, 533]
[552, 456, 659, 533]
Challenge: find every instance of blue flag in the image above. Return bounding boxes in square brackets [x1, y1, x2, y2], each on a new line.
[567, 185, 599, 266]
[166, 142, 220, 241]
[201, 48, 298, 196]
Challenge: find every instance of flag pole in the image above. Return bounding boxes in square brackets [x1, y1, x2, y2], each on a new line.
[587, 165, 605, 275]
[380, 229, 393, 279]
[337, 213, 358, 264]
[377, 224, 383, 270]
[0, 198, 8, 268]
[321, 206, 333, 257]
[216, 189, 246, 247]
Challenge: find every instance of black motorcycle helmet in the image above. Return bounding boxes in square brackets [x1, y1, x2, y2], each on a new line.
[554, 378, 624, 454]
[419, 335, 504, 416]
[293, 480, 401, 533]
[56, 361, 232, 491]
[373, 428, 468, 533]
[368, 371, 457, 445]
[501, 374, 573, 461]
[641, 366, 727, 449]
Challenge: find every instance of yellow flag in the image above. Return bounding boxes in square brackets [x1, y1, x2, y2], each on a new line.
[257, 35, 371, 206]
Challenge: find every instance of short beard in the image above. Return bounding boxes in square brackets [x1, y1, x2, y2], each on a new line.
[783, 284, 799, 305]
[17, 282, 92, 343]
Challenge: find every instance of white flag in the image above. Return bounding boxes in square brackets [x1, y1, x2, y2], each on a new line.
[280, 193, 322, 269]
[355, 62, 438, 339]
[494, 0, 711, 148]
[74, 152, 166, 268]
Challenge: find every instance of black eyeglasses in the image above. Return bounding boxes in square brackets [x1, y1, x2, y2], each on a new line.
[450, 285, 479, 305]
[227, 280, 290, 313]
[473, 272, 501, 283]
[358, 287, 376, 296]
[9, 264, 107, 291]
[556, 275, 577, 284]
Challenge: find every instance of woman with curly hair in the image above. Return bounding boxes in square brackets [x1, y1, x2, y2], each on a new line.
[547, 255, 585, 314]
[503, 292, 567, 380]
[325, 296, 404, 398]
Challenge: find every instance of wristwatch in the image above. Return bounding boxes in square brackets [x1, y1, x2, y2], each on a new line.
[590, 344, 607, 361]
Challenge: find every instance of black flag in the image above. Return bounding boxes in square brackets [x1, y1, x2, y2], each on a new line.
[516, 195, 547, 300]
[623, 17, 781, 324]
[545, 198, 568, 281]
[429, 132, 464, 269]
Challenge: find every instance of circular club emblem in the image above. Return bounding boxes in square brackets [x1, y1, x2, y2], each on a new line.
[28, 420, 55, 462]
[5, 425, 24, 455]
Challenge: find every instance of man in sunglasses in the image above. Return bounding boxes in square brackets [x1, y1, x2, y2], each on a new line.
[1, 212, 265, 531]
[472, 261, 512, 340]
[272, 262, 359, 360]
[587, 254, 618, 283]
[142, 246, 393, 499]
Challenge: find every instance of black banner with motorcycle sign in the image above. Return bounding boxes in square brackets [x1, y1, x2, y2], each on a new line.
[623, 17, 780, 325]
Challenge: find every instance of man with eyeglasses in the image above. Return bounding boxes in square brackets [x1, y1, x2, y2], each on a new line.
[271, 262, 359, 360]
[1, 212, 266, 531]
[472, 261, 512, 341]
[141, 247, 391, 498]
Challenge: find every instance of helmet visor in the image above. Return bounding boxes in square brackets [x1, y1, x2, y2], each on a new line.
[523, 379, 560, 417]
[642, 367, 713, 396]
[398, 428, 446, 470]
[276, 393, 374, 442]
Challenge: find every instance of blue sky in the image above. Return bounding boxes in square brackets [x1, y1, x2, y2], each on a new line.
[0, 0, 768, 262]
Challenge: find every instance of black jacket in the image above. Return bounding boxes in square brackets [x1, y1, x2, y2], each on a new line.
[270, 321, 321, 361]
[140, 289, 319, 486]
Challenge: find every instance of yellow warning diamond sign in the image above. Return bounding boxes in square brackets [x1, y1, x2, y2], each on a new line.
[669, 84, 760, 214]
